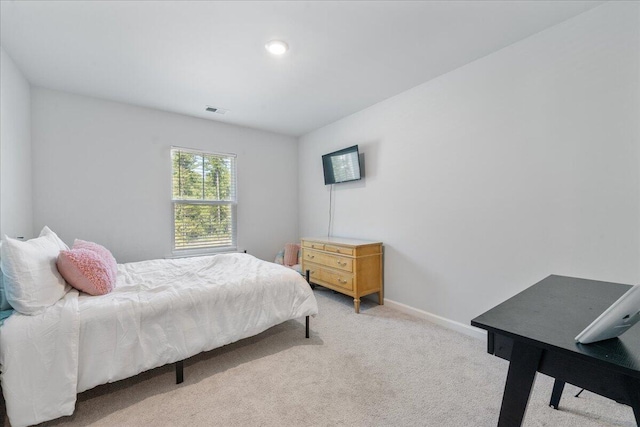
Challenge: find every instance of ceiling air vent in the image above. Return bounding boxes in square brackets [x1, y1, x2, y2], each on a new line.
[205, 106, 228, 115]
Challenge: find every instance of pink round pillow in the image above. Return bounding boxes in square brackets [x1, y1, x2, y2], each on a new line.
[73, 239, 117, 277]
[57, 248, 116, 296]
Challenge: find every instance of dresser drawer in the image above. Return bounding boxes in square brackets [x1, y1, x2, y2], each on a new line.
[303, 263, 323, 282]
[322, 270, 354, 292]
[324, 245, 354, 256]
[324, 254, 353, 273]
[303, 241, 325, 250]
[302, 263, 353, 292]
[302, 248, 325, 264]
[303, 249, 353, 273]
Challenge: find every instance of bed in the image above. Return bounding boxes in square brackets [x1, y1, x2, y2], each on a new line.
[0, 253, 318, 427]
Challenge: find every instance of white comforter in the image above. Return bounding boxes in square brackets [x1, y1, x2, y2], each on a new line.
[0, 254, 318, 427]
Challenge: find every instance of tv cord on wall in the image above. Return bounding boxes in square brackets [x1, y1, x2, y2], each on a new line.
[327, 184, 333, 237]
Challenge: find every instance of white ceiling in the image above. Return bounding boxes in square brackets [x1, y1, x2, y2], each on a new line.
[0, 1, 603, 136]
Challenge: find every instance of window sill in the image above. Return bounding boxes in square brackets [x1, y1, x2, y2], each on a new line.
[167, 246, 241, 259]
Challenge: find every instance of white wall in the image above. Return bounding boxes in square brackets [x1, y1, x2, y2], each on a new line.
[32, 88, 299, 263]
[0, 47, 33, 239]
[299, 2, 640, 329]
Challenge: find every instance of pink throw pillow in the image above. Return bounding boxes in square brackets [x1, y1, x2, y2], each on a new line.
[57, 249, 116, 295]
[73, 239, 117, 278]
[56, 240, 117, 296]
[284, 243, 300, 267]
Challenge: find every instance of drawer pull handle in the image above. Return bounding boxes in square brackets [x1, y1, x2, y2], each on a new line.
[307, 255, 315, 259]
[336, 260, 347, 266]
[338, 278, 347, 284]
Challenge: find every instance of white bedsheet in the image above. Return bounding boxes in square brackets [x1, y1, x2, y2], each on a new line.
[1, 253, 318, 426]
[0, 290, 79, 426]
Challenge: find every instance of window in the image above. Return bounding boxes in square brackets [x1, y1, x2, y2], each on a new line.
[171, 147, 237, 252]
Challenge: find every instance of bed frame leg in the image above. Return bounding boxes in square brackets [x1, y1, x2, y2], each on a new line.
[305, 269, 316, 289]
[0, 383, 5, 427]
[176, 360, 184, 384]
[306, 316, 310, 339]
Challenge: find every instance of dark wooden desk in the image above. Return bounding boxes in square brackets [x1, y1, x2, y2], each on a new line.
[471, 275, 640, 426]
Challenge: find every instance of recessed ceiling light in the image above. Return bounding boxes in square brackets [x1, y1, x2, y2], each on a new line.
[265, 40, 288, 55]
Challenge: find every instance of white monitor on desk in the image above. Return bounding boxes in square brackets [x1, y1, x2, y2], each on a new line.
[576, 284, 640, 344]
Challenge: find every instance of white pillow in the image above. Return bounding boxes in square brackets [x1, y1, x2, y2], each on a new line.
[39, 226, 69, 252]
[1, 226, 70, 315]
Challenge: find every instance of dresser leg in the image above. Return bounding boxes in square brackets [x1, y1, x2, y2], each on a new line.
[378, 290, 384, 305]
[354, 298, 360, 313]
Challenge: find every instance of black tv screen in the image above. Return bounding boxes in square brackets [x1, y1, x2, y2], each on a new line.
[322, 145, 361, 185]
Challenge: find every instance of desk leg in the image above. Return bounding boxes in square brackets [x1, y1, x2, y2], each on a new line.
[549, 379, 565, 409]
[497, 341, 543, 427]
[624, 376, 640, 425]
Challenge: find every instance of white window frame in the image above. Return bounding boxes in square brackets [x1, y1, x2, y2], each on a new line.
[171, 146, 237, 256]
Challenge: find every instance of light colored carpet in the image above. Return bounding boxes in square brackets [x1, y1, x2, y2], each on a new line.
[18, 288, 635, 426]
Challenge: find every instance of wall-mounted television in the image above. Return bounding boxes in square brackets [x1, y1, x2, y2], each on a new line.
[322, 145, 362, 185]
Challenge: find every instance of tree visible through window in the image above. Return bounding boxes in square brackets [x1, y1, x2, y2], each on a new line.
[171, 148, 237, 252]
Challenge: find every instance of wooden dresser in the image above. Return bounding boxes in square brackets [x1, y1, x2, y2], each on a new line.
[301, 237, 383, 313]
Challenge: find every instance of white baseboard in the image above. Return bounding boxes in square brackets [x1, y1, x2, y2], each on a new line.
[384, 298, 487, 341]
